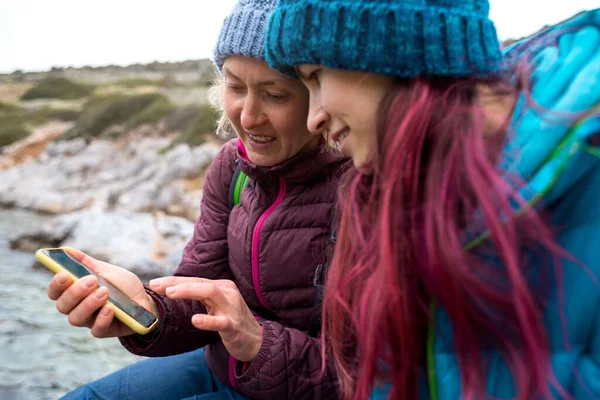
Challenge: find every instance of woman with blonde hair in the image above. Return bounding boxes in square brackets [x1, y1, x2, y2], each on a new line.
[48, 0, 347, 398]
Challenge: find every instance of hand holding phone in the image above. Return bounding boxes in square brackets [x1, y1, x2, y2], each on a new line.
[39, 247, 160, 336]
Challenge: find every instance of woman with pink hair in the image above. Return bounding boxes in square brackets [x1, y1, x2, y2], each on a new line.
[266, 1, 600, 399]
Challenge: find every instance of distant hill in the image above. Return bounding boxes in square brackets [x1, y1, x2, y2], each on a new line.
[0, 59, 217, 87]
[0, 58, 221, 149]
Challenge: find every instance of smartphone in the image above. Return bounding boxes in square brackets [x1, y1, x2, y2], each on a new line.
[36, 248, 159, 335]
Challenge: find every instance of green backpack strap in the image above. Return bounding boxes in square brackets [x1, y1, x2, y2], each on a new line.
[228, 163, 250, 210]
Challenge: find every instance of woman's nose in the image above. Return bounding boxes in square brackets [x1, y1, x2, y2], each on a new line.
[307, 102, 329, 136]
[240, 96, 267, 131]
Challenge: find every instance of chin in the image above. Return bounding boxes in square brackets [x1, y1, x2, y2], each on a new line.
[247, 153, 282, 167]
[353, 157, 374, 175]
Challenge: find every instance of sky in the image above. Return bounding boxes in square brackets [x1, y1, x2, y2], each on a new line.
[0, 0, 598, 73]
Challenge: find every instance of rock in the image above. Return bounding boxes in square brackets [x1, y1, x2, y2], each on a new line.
[125, 135, 170, 155]
[0, 121, 73, 170]
[181, 190, 202, 221]
[61, 211, 160, 276]
[10, 213, 78, 251]
[127, 124, 157, 138]
[19, 191, 94, 214]
[113, 141, 218, 215]
[117, 181, 159, 212]
[156, 213, 194, 239]
[11, 210, 195, 278]
[155, 183, 185, 213]
[58, 140, 114, 177]
[154, 213, 195, 263]
[0, 137, 220, 218]
[153, 143, 220, 187]
[190, 143, 220, 172]
[163, 246, 185, 272]
[46, 138, 87, 157]
[154, 144, 194, 186]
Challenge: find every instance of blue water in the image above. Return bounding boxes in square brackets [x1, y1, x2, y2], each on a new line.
[0, 208, 138, 399]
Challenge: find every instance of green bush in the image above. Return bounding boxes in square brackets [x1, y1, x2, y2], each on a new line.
[0, 103, 78, 147]
[159, 75, 184, 89]
[0, 101, 23, 114]
[0, 115, 30, 146]
[126, 97, 174, 129]
[113, 78, 160, 88]
[21, 77, 94, 101]
[63, 92, 168, 140]
[161, 105, 202, 133]
[111, 77, 188, 89]
[169, 104, 218, 148]
[32, 107, 81, 122]
[0, 101, 76, 125]
[0, 104, 30, 146]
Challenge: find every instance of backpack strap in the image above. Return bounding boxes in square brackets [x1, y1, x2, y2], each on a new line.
[307, 209, 338, 337]
[228, 162, 250, 210]
[307, 264, 326, 337]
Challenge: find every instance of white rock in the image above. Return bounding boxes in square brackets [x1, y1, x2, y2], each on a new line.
[12, 210, 196, 277]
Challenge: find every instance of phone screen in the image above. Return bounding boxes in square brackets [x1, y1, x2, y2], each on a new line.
[43, 249, 157, 328]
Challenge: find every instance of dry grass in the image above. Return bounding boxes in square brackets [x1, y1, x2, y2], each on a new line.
[0, 83, 33, 103]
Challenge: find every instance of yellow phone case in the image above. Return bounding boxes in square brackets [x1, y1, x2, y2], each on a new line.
[36, 248, 159, 335]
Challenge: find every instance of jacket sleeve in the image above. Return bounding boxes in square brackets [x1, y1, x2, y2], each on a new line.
[572, 158, 600, 399]
[232, 320, 339, 399]
[119, 140, 237, 357]
[573, 297, 600, 399]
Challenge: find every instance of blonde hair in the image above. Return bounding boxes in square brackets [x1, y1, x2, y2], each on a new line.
[208, 73, 236, 139]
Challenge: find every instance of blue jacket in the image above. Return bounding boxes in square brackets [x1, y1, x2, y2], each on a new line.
[373, 9, 600, 399]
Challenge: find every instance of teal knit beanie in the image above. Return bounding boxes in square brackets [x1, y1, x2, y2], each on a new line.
[265, 0, 503, 78]
[213, 0, 279, 72]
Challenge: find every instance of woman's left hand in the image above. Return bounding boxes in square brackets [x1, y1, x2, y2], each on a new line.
[149, 277, 262, 362]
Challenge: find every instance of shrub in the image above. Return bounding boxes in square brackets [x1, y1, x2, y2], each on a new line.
[161, 105, 202, 133]
[169, 103, 218, 148]
[63, 92, 167, 140]
[0, 101, 23, 114]
[21, 77, 94, 100]
[125, 97, 174, 129]
[32, 107, 81, 122]
[0, 115, 30, 146]
[113, 78, 160, 88]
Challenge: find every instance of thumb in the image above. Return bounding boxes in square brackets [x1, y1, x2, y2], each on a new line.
[61, 246, 140, 296]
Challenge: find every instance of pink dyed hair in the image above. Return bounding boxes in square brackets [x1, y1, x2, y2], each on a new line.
[322, 73, 571, 400]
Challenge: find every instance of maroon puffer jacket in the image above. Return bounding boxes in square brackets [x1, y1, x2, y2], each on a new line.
[121, 138, 348, 399]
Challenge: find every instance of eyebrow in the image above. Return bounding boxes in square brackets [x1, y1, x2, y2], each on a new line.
[223, 68, 286, 87]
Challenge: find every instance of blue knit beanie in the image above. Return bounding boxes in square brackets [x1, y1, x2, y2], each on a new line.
[265, 0, 503, 78]
[213, 0, 279, 72]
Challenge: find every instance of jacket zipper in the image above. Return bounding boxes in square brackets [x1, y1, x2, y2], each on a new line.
[251, 176, 286, 309]
[229, 176, 287, 388]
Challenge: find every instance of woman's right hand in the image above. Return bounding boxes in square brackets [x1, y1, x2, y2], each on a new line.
[47, 247, 160, 338]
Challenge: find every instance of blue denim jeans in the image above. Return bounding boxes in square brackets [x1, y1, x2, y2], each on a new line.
[60, 348, 249, 400]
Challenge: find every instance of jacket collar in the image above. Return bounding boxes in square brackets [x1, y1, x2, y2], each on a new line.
[235, 138, 346, 186]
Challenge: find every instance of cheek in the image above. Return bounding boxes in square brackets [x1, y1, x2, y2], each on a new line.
[223, 95, 240, 124]
[320, 81, 348, 113]
[358, 109, 379, 147]
[269, 114, 295, 140]
[273, 107, 310, 141]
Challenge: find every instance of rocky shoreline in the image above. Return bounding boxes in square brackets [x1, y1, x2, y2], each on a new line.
[1, 123, 221, 278]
